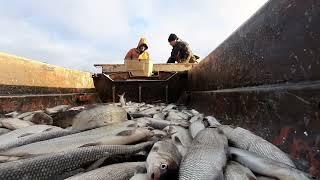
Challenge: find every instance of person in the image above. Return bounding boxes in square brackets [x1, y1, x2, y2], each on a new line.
[124, 37, 150, 61]
[167, 33, 199, 63]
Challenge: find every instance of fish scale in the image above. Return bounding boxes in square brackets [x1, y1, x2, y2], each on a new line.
[0, 142, 154, 180]
[0, 125, 61, 146]
[66, 162, 146, 180]
[179, 128, 228, 180]
[1, 121, 137, 156]
[224, 161, 256, 180]
[226, 127, 295, 167]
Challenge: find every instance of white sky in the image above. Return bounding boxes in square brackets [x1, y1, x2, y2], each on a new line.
[0, 0, 268, 72]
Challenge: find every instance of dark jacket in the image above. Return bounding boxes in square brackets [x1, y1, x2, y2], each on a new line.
[167, 39, 198, 63]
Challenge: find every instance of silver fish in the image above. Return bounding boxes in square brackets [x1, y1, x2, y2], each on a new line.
[0, 125, 61, 146]
[153, 112, 167, 120]
[189, 114, 204, 123]
[147, 140, 182, 180]
[220, 126, 295, 167]
[139, 106, 162, 116]
[66, 162, 146, 180]
[229, 147, 311, 180]
[204, 116, 221, 127]
[179, 128, 228, 180]
[189, 119, 207, 139]
[162, 104, 177, 112]
[136, 117, 189, 130]
[72, 105, 128, 131]
[151, 129, 168, 141]
[224, 161, 256, 180]
[45, 105, 70, 114]
[0, 126, 152, 158]
[17, 110, 43, 120]
[30, 112, 53, 125]
[0, 128, 78, 151]
[0, 118, 34, 130]
[4, 111, 20, 118]
[166, 110, 190, 121]
[164, 125, 192, 157]
[0, 128, 10, 136]
[119, 92, 126, 107]
[0, 142, 154, 180]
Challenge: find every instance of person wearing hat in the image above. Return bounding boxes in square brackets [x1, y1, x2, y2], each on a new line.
[167, 33, 199, 63]
[125, 37, 150, 61]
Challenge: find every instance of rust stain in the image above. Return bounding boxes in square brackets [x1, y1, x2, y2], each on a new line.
[290, 138, 320, 178]
[273, 127, 292, 145]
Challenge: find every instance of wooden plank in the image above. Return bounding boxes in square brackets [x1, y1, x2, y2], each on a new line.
[94, 63, 197, 73]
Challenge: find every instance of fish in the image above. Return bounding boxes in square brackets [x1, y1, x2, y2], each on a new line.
[16, 110, 43, 120]
[189, 119, 208, 138]
[4, 111, 20, 118]
[135, 117, 189, 130]
[164, 125, 192, 156]
[219, 126, 295, 167]
[0, 125, 61, 146]
[72, 104, 128, 131]
[0, 128, 78, 151]
[119, 93, 126, 107]
[0, 126, 153, 158]
[124, 106, 139, 114]
[130, 173, 149, 180]
[45, 105, 70, 114]
[166, 110, 190, 121]
[30, 112, 53, 125]
[189, 114, 204, 123]
[0, 118, 34, 130]
[146, 140, 182, 180]
[0, 141, 154, 180]
[0, 128, 10, 136]
[224, 161, 256, 180]
[179, 128, 228, 180]
[151, 129, 168, 141]
[189, 109, 200, 116]
[130, 113, 153, 118]
[139, 106, 162, 116]
[66, 162, 146, 180]
[204, 116, 221, 127]
[256, 176, 277, 180]
[153, 112, 167, 120]
[162, 104, 177, 112]
[229, 147, 312, 180]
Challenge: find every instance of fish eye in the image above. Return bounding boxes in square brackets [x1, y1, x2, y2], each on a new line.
[160, 163, 168, 170]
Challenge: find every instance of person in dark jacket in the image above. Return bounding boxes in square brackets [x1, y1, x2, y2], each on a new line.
[167, 33, 199, 63]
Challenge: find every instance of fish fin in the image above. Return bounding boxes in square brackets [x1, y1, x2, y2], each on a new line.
[85, 157, 108, 172]
[78, 142, 102, 148]
[116, 129, 135, 136]
[17, 133, 35, 138]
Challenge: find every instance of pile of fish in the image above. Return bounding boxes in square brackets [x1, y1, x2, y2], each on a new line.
[0, 99, 314, 180]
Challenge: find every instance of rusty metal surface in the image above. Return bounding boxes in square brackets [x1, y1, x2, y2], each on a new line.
[0, 93, 99, 114]
[189, 0, 320, 91]
[185, 81, 320, 177]
[93, 72, 188, 103]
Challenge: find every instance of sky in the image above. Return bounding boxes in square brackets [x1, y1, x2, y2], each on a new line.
[0, 0, 268, 72]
